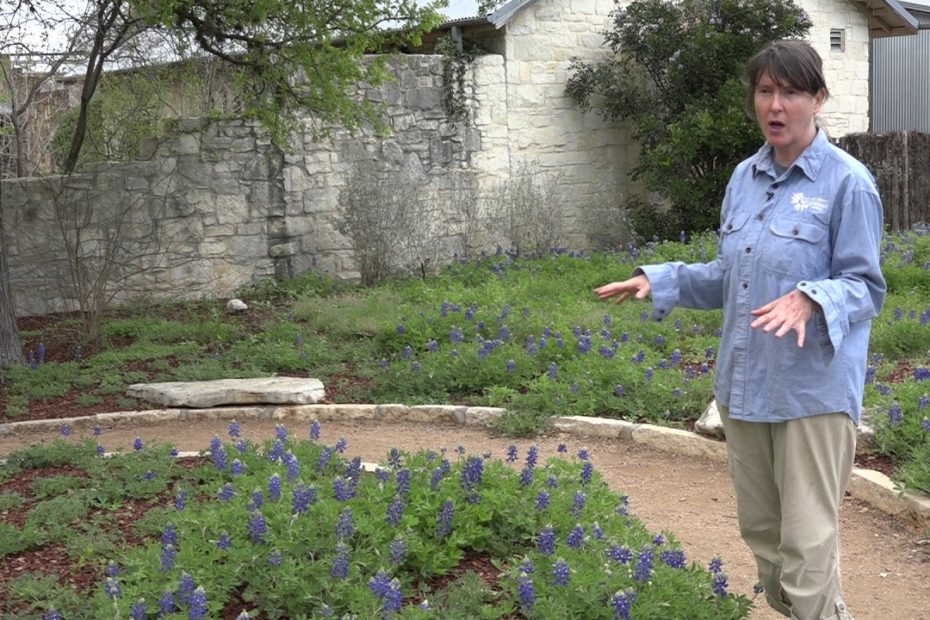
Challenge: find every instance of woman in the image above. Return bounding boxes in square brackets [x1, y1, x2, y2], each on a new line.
[594, 40, 885, 620]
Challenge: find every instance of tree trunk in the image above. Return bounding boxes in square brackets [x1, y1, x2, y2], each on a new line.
[0, 203, 24, 377]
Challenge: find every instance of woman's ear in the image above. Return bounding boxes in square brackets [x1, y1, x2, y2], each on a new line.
[813, 88, 827, 113]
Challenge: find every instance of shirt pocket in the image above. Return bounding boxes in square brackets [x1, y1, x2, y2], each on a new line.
[719, 210, 751, 266]
[761, 218, 830, 278]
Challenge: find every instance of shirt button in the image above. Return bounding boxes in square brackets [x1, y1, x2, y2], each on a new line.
[756, 213, 764, 221]
[727, 223, 733, 231]
[745, 247, 752, 253]
[810, 289, 817, 295]
[793, 228, 800, 235]
[741, 283, 748, 289]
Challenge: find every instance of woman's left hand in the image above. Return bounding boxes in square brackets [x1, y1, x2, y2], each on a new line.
[750, 289, 816, 347]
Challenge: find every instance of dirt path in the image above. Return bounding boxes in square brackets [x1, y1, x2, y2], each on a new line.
[2, 418, 929, 620]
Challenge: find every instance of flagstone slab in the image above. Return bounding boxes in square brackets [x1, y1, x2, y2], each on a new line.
[127, 378, 325, 408]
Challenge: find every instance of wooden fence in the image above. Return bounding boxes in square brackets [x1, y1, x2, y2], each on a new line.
[835, 131, 930, 232]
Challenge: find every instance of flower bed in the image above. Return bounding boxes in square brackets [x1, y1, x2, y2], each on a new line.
[0, 421, 751, 619]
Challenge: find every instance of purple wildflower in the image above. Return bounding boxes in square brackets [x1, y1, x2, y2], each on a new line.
[435, 499, 455, 538]
[389, 537, 407, 565]
[228, 419, 240, 438]
[268, 550, 283, 567]
[713, 572, 730, 597]
[538, 525, 556, 555]
[519, 466, 534, 487]
[104, 577, 121, 599]
[174, 491, 187, 512]
[551, 558, 570, 586]
[571, 490, 586, 517]
[708, 556, 724, 573]
[607, 544, 633, 564]
[536, 490, 550, 510]
[248, 511, 267, 544]
[335, 438, 348, 453]
[61, 424, 71, 437]
[189, 586, 208, 620]
[566, 524, 585, 549]
[331, 543, 350, 579]
[661, 549, 687, 569]
[133, 437, 144, 451]
[310, 420, 321, 440]
[611, 589, 636, 620]
[131, 600, 148, 620]
[396, 468, 411, 495]
[160, 543, 176, 572]
[217, 483, 234, 501]
[268, 473, 282, 501]
[216, 532, 231, 550]
[386, 496, 405, 527]
[518, 575, 535, 610]
[292, 484, 317, 513]
[888, 404, 903, 426]
[159, 591, 177, 615]
[633, 546, 654, 582]
[336, 508, 354, 540]
[580, 461, 594, 485]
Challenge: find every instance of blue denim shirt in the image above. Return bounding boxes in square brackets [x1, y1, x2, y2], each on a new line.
[637, 130, 886, 424]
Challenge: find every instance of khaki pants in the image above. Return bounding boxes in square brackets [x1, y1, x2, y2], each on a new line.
[718, 405, 856, 620]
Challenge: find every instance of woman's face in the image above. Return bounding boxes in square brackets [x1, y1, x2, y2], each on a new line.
[753, 72, 825, 166]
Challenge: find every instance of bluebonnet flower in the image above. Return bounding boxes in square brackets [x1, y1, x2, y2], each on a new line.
[499, 325, 510, 341]
[402, 345, 413, 360]
[210, 435, 222, 453]
[551, 558, 570, 586]
[336, 508, 354, 540]
[915, 367, 930, 381]
[130, 600, 148, 620]
[216, 532, 231, 550]
[713, 572, 730, 596]
[292, 484, 317, 513]
[557, 443, 567, 453]
[268, 473, 282, 501]
[93, 425, 102, 436]
[526, 445, 539, 468]
[173, 490, 187, 511]
[670, 349, 682, 365]
[228, 419, 240, 438]
[44, 609, 62, 620]
[655, 335, 665, 347]
[520, 466, 534, 487]
[248, 511, 267, 544]
[592, 522, 604, 539]
[104, 577, 121, 599]
[611, 589, 636, 620]
[700, 363, 710, 374]
[267, 439, 284, 463]
[144, 469, 156, 481]
[386, 496, 405, 527]
[535, 490, 550, 510]
[235, 439, 248, 455]
[106, 561, 120, 577]
[331, 543, 350, 579]
[430, 466, 445, 491]
[519, 558, 535, 574]
[632, 349, 645, 363]
[465, 304, 477, 320]
[523, 306, 530, 318]
[427, 339, 439, 353]
[919, 394, 929, 412]
[411, 360, 421, 372]
[616, 493, 630, 516]
[159, 591, 176, 615]
[396, 324, 406, 335]
[653, 533, 666, 545]
[633, 546, 654, 582]
[518, 575, 535, 610]
[61, 424, 71, 437]
[614, 384, 625, 397]
[640, 310, 648, 322]
[607, 544, 633, 564]
[231, 459, 245, 476]
[389, 537, 407, 565]
[876, 382, 892, 396]
[335, 438, 348, 453]
[396, 468, 411, 495]
[160, 543, 176, 572]
[567, 525, 584, 548]
[895, 306, 904, 321]
[570, 382, 580, 393]
[661, 549, 686, 569]
[922, 417, 930, 432]
[162, 523, 177, 549]
[460, 456, 484, 493]
[577, 334, 593, 354]
[249, 489, 264, 510]
[218, 482, 235, 501]
[310, 420, 321, 440]
[620, 331, 629, 343]
[506, 359, 516, 372]
[706, 345, 715, 359]
[506, 445, 518, 462]
[708, 556, 724, 573]
[888, 403, 903, 426]
[546, 474, 558, 488]
[333, 477, 353, 502]
[644, 367, 654, 381]
[599, 345, 615, 359]
[556, 333, 565, 348]
[212, 443, 228, 471]
[268, 550, 283, 567]
[317, 446, 333, 472]
[449, 326, 464, 343]
[176, 573, 195, 604]
[133, 437, 144, 451]
[435, 499, 455, 538]
[571, 490, 586, 517]
[274, 423, 287, 441]
[189, 586, 207, 620]
[379, 357, 389, 368]
[580, 462, 594, 485]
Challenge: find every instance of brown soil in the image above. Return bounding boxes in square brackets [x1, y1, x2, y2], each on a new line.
[2, 418, 929, 620]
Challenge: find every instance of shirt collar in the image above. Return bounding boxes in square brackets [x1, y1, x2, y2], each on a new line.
[750, 128, 829, 182]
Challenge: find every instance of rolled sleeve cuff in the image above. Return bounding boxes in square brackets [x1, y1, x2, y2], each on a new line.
[634, 264, 679, 322]
[797, 280, 845, 356]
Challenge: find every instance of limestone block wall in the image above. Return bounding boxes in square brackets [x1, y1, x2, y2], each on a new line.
[500, 0, 635, 247]
[804, 0, 871, 136]
[1, 119, 283, 317]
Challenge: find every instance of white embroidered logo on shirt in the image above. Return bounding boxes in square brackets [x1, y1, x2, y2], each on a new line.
[790, 192, 828, 213]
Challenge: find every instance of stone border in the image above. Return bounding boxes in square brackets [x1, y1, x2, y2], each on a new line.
[2, 405, 928, 530]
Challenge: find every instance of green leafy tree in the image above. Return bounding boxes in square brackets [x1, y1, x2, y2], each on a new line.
[566, 0, 811, 238]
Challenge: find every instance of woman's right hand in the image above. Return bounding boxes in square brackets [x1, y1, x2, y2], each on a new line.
[593, 275, 651, 305]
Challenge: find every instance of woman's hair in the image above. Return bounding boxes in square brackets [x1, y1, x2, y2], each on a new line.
[744, 39, 829, 119]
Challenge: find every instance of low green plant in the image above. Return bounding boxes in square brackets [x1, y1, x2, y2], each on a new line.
[1, 426, 752, 619]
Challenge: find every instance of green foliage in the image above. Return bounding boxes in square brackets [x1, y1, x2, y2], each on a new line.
[0, 433, 751, 618]
[566, 0, 811, 238]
